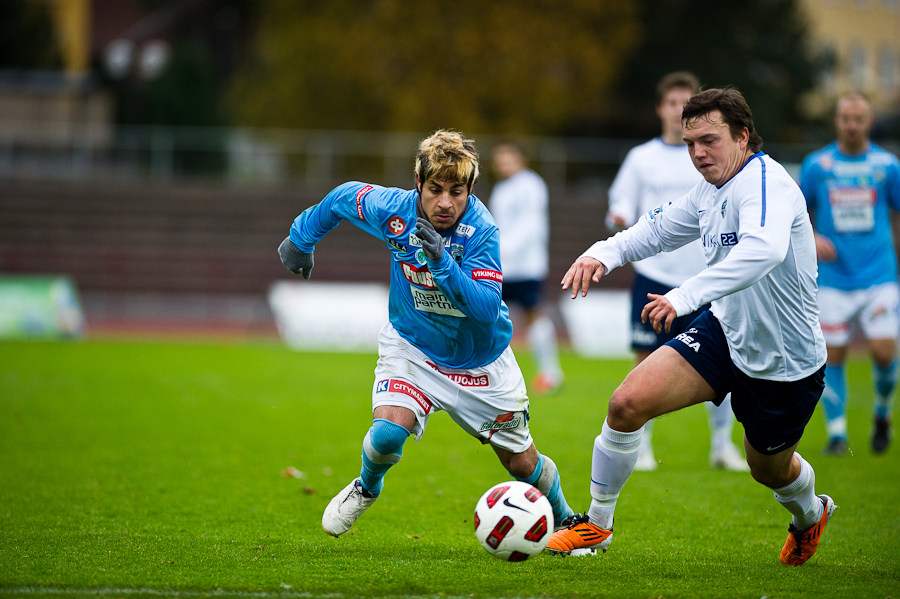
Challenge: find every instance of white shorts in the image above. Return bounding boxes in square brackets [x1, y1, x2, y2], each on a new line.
[371, 322, 532, 453]
[818, 282, 900, 346]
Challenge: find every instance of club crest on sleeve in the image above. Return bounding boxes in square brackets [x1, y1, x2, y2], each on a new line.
[388, 216, 406, 235]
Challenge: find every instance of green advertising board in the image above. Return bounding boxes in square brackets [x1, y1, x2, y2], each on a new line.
[0, 275, 85, 339]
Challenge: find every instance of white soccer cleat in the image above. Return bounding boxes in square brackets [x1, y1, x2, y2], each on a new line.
[322, 478, 378, 537]
[709, 443, 750, 471]
[633, 442, 657, 471]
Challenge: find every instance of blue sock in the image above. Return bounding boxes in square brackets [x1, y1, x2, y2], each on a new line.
[873, 357, 898, 420]
[359, 419, 410, 497]
[822, 363, 848, 441]
[515, 454, 573, 527]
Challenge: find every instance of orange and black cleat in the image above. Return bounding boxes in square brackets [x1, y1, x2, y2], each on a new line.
[544, 513, 612, 556]
[780, 494, 837, 566]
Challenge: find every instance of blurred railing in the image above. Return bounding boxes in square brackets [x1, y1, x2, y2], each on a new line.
[0, 121, 843, 188]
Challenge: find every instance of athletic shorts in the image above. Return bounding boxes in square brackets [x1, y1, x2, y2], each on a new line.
[631, 272, 709, 351]
[817, 282, 900, 346]
[665, 310, 826, 455]
[371, 322, 532, 453]
[501, 279, 542, 310]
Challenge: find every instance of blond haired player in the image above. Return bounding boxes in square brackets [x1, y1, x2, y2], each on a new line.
[279, 130, 573, 536]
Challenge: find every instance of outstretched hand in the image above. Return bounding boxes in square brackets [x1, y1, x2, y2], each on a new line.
[641, 293, 677, 333]
[278, 236, 314, 279]
[413, 217, 444, 261]
[561, 257, 606, 298]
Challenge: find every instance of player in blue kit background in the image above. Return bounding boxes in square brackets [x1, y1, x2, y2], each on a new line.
[800, 91, 900, 456]
[278, 129, 573, 537]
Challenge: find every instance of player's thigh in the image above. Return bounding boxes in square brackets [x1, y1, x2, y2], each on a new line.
[859, 282, 900, 344]
[610, 345, 716, 428]
[817, 286, 861, 347]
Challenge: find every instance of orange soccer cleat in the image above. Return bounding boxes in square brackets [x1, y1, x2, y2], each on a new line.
[780, 494, 837, 566]
[544, 513, 613, 556]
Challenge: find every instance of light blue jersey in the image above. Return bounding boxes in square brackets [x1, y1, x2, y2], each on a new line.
[289, 181, 512, 369]
[800, 142, 900, 290]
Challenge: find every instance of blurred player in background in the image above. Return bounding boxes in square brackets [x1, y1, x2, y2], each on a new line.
[489, 141, 564, 395]
[799, 92, 900, 456]
[278, 130, 573, 537]
[606, 72, 746, 471]
[548, 88, 834, 567]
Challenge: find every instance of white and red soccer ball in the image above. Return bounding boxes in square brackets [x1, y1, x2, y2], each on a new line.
[473, 481, 553, 561]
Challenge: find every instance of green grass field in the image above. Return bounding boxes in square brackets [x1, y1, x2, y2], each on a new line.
[1, 339, 898, 599]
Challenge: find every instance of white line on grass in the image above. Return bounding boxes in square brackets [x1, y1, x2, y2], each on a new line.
[2, 588, 503, 599]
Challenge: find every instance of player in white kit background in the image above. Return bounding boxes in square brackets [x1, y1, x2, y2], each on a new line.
[799, 91, 900, 456]
[489, 141, 564, 395]
[278, 130, 573, 537]
[547, 88, 835, 567]
[606, 71, 747, 472]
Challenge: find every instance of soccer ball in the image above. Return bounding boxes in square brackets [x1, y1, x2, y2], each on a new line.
[473, 480, 553, 561]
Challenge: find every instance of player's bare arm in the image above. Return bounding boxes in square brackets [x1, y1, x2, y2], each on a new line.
[813, 233, 837, 263]
[561, 256, 606, 298]
[641, 293, 677, 333]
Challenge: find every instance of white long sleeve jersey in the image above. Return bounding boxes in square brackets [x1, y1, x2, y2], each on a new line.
[584, 152, 826, 381]
[607, 137, 706, 287]
[488, 169, 549, 282]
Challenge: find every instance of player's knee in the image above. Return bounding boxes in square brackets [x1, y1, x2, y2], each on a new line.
[365, 418, 410, 463]
[607, 387, 648, 431]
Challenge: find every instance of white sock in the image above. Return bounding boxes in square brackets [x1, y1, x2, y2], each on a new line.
[587, 418, 643, 530]
[773, 453, 824, 530]
[708, 394, 734, 453]
[528, 316, 562, 382]
[641, 417, 654, 449]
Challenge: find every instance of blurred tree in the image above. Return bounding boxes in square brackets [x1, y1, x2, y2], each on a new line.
[146, 42, 221, 126]
[0, 0, 62, 69]
[229, 0, 639, 135]
[592, 0, 823, 143]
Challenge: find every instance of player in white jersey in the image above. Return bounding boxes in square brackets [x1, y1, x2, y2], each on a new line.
[547, 88, 835, 567]
[607, 72, 746, 472]
[489, 141, 564, 395]
[799, 92, 900, 456]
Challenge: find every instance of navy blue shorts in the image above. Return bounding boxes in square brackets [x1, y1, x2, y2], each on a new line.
[631, 273, 709, 351]
[665, 310, 825, 455]
[502, 280, 542, 310]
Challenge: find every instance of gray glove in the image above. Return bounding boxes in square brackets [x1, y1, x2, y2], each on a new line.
[413, 217, 444, 261]
[278, 236, 314, 279]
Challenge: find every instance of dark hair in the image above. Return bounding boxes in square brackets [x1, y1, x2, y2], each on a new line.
[682, 87, 763, 153]
[656, 71, 700, 104]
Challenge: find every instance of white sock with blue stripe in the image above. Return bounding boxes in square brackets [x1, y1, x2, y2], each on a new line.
[587, 418, 643, 530]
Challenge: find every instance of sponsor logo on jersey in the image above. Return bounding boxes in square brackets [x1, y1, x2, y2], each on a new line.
[387, 238, 407, 253]
[409, 235, 451, 248]
[721, 232, 738, 246]
[410, 287, 466, 317]
[480, 412, 521, 438]
[425, 360, 489, 387]
[721, 198, 728, 218]
[471, 269, 503, 283]
[675, 331, 701, 353]
[701, 232, 738, 248]
[355, 185, 374, 221]
[376, 378, 432, 413]
[456, 223, 477, 238]
[388, 216, 406, 235]
[401, 262, 436, 289]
